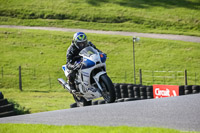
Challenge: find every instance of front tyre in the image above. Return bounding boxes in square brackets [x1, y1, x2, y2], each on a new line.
[99, 74, 116, 103]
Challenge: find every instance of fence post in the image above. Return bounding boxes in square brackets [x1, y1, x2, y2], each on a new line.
[19, 66, 22, 91]
[184, 69, 187, 85]
[139, 69, 142, 85]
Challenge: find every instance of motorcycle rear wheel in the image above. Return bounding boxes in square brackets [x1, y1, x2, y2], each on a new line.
[99, 74, 116, 103]
[73, 95, 91, 107]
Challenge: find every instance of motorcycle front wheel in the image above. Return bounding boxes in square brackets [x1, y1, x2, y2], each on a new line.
[99, 74, 116, 103]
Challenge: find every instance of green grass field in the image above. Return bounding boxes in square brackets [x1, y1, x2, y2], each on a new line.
[0, 28, 200, 113]
[0, 0, 200, 36]
[1, 124, 198, 133]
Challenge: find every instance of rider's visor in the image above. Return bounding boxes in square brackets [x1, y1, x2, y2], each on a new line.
[77, 41, 87, 48]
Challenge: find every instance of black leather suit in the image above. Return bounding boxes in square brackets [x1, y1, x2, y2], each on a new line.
[66, 41, 100, 89]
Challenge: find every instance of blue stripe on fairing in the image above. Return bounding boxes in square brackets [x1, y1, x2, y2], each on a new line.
[82, 59, 95, 69]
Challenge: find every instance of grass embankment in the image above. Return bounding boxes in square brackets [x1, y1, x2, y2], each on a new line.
[0, 0, 199, 36]
[1, 124, 197, 133]
[0, 28, 200, 113]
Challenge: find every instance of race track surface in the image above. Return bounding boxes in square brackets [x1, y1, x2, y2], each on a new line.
[0, 25, 200, 43]
[0, 93, 200, 131]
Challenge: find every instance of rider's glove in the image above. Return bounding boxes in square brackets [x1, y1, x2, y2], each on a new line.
[74, 62, 82, 70]
[73, 55, 82, 61]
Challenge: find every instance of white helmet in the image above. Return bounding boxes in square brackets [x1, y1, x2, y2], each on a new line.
[73, 32, 88, 50]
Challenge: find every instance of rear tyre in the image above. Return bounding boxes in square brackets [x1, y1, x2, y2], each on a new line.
[98, 100, 106, 104]
[70, 103, 78, 108]
[92, 100, 99, 105]
[73, 95, 91, 107]
[99, 74, 116, 103]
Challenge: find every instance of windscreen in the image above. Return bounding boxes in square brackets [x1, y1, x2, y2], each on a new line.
[79, 46, 98, 57]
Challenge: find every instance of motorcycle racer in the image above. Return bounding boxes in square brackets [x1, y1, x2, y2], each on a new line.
[66, 32, 101, 93]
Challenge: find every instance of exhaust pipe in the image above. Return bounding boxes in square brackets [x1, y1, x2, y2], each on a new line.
[57, 78, 71, 92]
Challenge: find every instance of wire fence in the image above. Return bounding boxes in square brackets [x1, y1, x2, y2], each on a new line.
[0, 66, 199, 91]
[0, 65, 64, 91]
[142, 70, 185, 85]
[109, 69, 200, 85]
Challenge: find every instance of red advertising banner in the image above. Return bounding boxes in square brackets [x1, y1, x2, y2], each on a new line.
[153, 85, 179, 99]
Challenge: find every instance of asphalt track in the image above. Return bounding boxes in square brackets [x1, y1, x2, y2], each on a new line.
[0, 25, 200, 43]
[0, 93, 200, 131]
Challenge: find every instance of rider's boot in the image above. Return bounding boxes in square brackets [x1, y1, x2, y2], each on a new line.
[69, 82, 76, 93]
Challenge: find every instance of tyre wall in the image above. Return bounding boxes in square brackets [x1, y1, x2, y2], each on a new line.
[70, 84, 200, 108]
[114, 83, 154, 101]
[113, 84, 200, 101]
[0, 92, 15, 118]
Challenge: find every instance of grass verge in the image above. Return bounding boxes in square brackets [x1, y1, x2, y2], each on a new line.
[1, 89, 74, 113]
[0, 124, 197, 133]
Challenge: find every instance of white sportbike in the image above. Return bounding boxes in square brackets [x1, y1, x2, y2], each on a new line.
[58, 46, 116, 106]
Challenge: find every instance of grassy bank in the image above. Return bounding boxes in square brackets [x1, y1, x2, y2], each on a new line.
[0, 124, 196, 133]
[0, 28, 200, 113]
[1, 90, 74, 113]
[0, 0, 199, 36]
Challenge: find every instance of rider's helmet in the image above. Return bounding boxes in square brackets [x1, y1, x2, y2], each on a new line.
[72, 32, 88, 50]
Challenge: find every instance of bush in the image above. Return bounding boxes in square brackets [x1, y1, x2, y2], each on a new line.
[8, 99, 30, 115]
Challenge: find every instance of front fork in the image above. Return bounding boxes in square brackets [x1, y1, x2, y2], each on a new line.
[93, 72, 106, 93]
